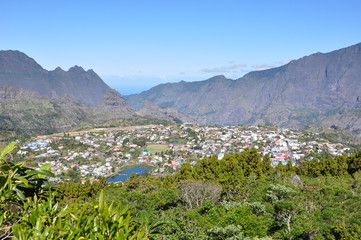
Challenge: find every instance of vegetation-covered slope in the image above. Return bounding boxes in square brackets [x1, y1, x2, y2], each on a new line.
[0, 86, 93, 135]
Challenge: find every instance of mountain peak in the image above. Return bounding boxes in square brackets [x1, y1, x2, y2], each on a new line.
[54, 67, 64, 72]
[209, 75, 228, 81]
[212, 74, 226, 78]
[68, 65, 85, 72]
[87, 69, 96, 74]
[0, 50, 45, 73]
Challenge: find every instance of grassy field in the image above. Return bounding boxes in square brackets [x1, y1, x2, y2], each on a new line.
[146, 144, 168, 153]
[52, 125, 157, 137]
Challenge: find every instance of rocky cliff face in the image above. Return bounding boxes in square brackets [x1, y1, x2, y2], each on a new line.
[0, 50, 111, 106]
[126, 42, 361, 131]
[92, 89, 135, 122]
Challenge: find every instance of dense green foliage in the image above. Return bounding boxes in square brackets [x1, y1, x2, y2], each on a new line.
[11, 191, 163, 240]
[0, 143, 55, 238]
[2, 143, 361, 239]
[102, 148, 361, 239]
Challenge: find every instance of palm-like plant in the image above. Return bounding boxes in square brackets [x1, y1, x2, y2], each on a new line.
[0, 142, 54, 239]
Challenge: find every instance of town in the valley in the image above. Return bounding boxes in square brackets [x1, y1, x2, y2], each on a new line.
[15, 124, 353, 182]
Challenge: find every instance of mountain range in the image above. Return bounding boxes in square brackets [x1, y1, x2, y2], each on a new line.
[126, 42, 361, 132]
[1, 43, 361, 135]
[0, 50, 137, 134]
[0, 50, 111, 106]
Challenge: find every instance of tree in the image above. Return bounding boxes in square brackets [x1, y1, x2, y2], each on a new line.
[207, 224, 245, 240]
[266, 184, 297, 204]
[348, 150, 361, 175]
[173, 162, 194, 182]
[262, 154, 273, 174]
[178, 180, 222, 209]
[274, 200, 297, 234]
[332, 223, 361, 240]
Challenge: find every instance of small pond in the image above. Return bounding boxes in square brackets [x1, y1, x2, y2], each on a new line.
[106, 166, 152, 183]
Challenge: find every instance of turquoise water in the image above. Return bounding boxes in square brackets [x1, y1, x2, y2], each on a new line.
[106, 166, 152, 182]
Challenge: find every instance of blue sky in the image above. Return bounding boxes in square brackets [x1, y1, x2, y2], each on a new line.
[1, 1, 361, 94]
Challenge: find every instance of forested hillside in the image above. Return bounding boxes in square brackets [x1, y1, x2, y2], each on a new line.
[2, 144, 361, 239]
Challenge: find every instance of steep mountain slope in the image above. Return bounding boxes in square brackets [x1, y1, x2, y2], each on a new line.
[126, 42, 361, 130]
[0, 50, 111, 106]
[0, 85, 93, 134]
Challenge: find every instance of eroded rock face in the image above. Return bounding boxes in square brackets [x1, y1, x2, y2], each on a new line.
[102, 89, 128, 107]
[126, 43, 361, 131]
[92, 89, 135, 122]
